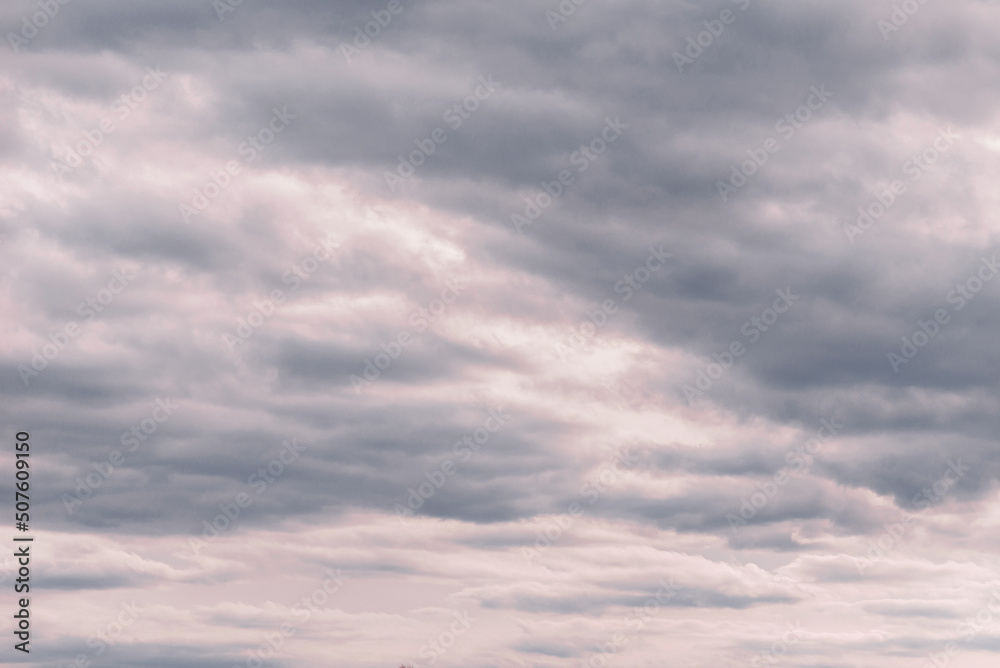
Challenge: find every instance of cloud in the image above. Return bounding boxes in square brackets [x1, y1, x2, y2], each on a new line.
[3, 0, 1000, 665]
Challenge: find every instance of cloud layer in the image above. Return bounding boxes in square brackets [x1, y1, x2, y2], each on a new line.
[3, 0, 1000, 666]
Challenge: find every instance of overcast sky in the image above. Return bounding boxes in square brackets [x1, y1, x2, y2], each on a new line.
[3, 0, 1000, 666]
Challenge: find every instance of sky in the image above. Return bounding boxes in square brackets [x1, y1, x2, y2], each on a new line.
[2, 0, 1000, 667]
